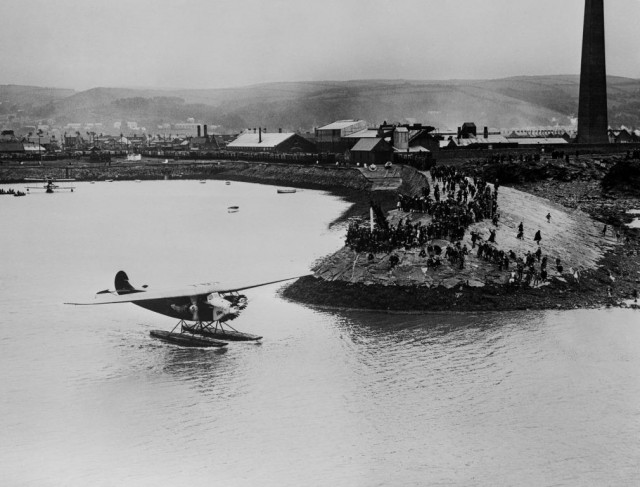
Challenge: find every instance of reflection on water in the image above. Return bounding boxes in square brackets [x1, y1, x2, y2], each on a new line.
[1, 181, 640, 486]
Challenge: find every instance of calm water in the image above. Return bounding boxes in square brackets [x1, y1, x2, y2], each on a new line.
[1, 180, 639, 487]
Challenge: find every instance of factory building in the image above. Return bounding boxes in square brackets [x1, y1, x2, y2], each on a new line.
[227, 129, 316, 153]
[316, 120, 367, 153]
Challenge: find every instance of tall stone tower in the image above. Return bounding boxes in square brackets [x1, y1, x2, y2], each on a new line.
[576, 0, 609, 144]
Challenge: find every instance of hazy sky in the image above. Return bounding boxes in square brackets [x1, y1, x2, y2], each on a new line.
[1, 0, 639, 90]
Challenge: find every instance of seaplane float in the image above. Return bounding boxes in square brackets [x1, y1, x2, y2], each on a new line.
[66, 271, 305, 348]
[25, 177, 76, 193]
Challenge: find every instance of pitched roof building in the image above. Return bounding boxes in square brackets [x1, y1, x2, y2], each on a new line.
[349, 138, 393, 166]
[227, 131, 316, 153]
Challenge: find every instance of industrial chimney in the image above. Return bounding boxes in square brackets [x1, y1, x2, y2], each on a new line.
[259, 127, 262, 143]
[577, 0, 609, 144]
[484, 126, 489, 139]
[197, 125, 201, 137]
[204, 125, 208, 138]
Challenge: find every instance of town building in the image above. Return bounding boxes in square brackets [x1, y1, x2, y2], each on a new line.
[316, 120, 367, 153]
[227, 130, 316, 153]
[608, 128, 637, 144]
[349, 138, 393, 167]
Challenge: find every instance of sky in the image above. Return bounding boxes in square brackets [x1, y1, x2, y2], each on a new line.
[1, 0, 639, 91]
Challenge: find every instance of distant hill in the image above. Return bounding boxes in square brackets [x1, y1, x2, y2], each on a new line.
[0, 84, 76, 118]
[3, 75, 640, 133]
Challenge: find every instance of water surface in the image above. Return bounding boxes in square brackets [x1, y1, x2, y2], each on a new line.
[1, 181, 639, 486]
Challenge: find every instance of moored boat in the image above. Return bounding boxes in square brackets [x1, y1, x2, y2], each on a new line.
[277, 188, 296, 194]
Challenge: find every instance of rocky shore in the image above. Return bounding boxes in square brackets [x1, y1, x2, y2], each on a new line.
[284, 156, 640, 312]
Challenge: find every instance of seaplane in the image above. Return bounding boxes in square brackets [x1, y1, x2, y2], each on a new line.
[25, 177, 76, 193]
[66, 271, 305, 348]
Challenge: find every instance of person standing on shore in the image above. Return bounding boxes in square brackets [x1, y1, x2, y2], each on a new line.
[602, 224, 608, 237]
[534, 230, 542, 245]
[546, 212, 551, 223]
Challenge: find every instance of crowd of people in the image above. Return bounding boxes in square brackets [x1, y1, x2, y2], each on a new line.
[346, 166, 499, 254]
[343, 163, 576, 287]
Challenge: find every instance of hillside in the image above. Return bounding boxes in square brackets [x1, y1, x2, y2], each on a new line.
[3, 75, 640, 133]
[0, 84, 75, 117]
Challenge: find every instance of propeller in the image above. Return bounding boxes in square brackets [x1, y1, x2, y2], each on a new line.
[189, 296, 199, 322]
[206, 293, 242, 321]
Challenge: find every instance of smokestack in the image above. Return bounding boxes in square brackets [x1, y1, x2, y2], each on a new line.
[484, 126, 488, 139]
[197, 125, 201, 137]
[259, 127, 262, 143]
[457, 127, 461, 140]
[279, 128, 282, 133]
[577, 0, 608, 144]
[204, 125, 208, 138]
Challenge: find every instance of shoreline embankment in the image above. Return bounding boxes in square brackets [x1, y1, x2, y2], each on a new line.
[3, 156, 640, 311]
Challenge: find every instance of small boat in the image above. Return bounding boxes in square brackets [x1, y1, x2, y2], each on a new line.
[228, 206, 239, 213]
[13, 191, 26, 197]
[200, 180, 206, 184]
[150, 330, 227, 348]
[105, 179, 113, 182]
[90, 181, 95, 184]
[277, 189, 296, 194]
[134, 179, 141, 183]
[225, 181, 231, 185]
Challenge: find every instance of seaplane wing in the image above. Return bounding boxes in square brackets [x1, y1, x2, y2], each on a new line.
[66, 275, 308, 305]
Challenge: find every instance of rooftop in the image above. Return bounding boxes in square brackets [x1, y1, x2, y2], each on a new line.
[351, 138, 389, 152]
[318, 120, 365, 131]
[344, 129, 380, 139]
[227, 132, 295, 148]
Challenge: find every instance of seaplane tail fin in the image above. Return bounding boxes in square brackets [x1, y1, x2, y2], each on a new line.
[115, 271, 143, 295]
